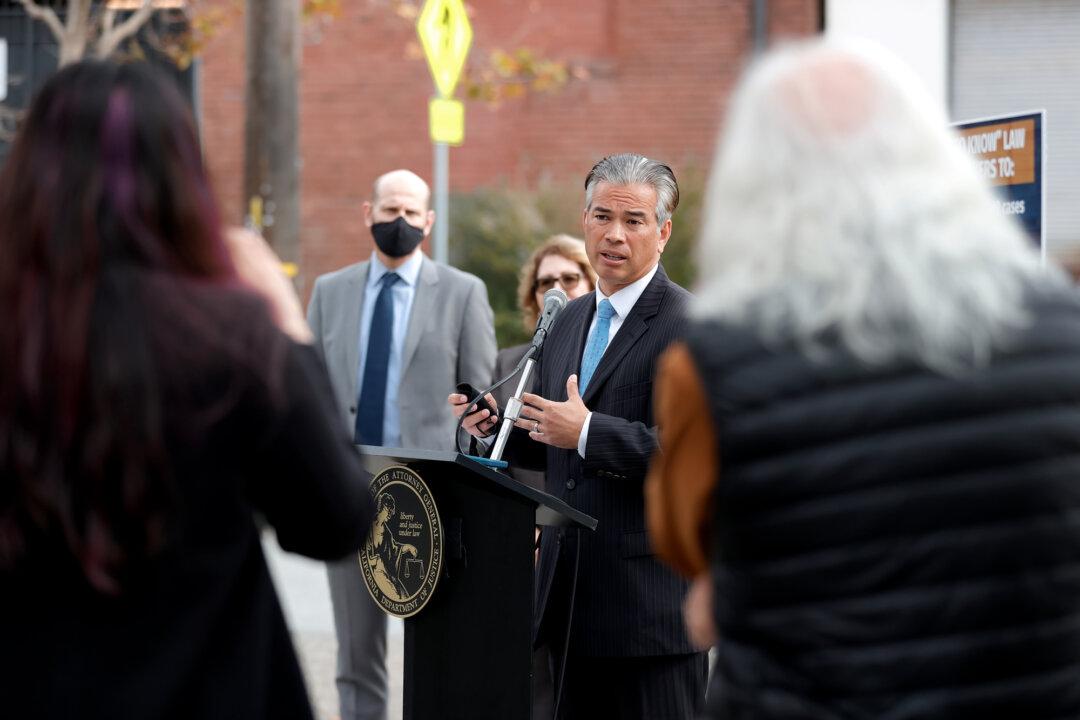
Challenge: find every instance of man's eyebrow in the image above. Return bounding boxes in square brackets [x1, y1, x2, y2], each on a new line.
[592, 205, 647, 218]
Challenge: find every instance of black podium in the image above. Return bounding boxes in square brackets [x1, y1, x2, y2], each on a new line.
[358, 446, 596, 720]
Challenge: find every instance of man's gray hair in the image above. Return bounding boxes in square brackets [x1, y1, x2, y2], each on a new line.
[584, 153, 680, 225]
[692, 37, 1057, 373]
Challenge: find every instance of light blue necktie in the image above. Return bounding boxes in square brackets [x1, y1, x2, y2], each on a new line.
[579, 299, 615, 393]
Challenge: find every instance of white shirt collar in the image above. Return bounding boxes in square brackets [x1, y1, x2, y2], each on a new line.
[595, 263, 659, 319]
[367, 249, 424, 290]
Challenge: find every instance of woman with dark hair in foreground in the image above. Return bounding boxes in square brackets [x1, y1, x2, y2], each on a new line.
[0, 61, 374, 718]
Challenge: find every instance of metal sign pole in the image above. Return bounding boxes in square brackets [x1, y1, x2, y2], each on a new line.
[417, 0, 471, 266]
[433, 140, 449, 264]
[0, 39, 8, 102]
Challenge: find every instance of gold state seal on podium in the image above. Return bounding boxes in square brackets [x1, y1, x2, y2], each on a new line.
[359, 465, 444, 618]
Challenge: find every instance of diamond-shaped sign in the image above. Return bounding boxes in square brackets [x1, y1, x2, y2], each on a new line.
[417, 0, 473, 99]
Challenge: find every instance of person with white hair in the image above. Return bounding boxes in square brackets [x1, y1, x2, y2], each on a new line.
[646, 37, 1080, 717]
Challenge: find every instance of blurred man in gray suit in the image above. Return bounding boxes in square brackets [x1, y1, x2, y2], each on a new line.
[307, 169, 496, 720]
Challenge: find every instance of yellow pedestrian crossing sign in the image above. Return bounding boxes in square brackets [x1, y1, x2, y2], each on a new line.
[417, 0, 473, 99]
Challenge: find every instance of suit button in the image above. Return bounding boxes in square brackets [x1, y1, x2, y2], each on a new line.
[565, 478, 576, 490]
[349, 406, 357, 414]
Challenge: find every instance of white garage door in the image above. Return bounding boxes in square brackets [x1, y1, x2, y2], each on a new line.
[952, 0, 1080, 252]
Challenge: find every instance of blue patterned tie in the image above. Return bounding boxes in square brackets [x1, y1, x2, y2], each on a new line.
[355, 272, 400, 445]
[579, 299, 615, 393]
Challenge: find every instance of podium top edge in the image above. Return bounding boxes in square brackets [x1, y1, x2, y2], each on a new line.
[356, 445, 598, 531]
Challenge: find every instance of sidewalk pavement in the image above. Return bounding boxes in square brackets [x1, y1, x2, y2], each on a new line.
[262, 532, 404, 720]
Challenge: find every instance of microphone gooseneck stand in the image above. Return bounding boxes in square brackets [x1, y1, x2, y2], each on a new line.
[451, 286, 574, 713]
[455, 287, 567, 458]
[453, 344, 536, 458]
[489, 353, 538, 462]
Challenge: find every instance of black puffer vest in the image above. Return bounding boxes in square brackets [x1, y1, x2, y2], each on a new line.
[687, 290, 1080, 719]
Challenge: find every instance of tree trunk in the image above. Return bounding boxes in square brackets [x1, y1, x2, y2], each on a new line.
[244, 0, 301, 281]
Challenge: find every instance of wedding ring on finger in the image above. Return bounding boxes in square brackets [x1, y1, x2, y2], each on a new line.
[534, 421, 541, 434]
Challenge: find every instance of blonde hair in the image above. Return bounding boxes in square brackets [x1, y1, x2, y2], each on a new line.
[516, 234, 596, 331]
[693, 37, 1057, 372]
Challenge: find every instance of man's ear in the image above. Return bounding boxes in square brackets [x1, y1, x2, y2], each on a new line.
[424, 209, 435, 237]
[657, 218, 672, 253]
[362, 201, 374, 228]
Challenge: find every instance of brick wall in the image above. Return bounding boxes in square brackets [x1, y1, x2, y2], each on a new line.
[198, 2, 246, 243]
[199, 0, 820, 291]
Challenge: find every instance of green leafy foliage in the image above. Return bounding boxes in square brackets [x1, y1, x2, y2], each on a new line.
[447, 184, 574, 347]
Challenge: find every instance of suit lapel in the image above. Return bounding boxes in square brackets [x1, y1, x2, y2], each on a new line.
[544, 295, 593, 401]
[580, 267, 669, 406]
[343, 262, 370, 404]
[568, 294, 594, 377]
[401, 255, 439, 374]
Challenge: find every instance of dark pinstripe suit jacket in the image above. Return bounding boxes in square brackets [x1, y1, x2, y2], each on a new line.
[511, 265, 695, 658]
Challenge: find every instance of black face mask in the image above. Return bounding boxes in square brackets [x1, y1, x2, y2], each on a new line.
[371, 216, 424, 258]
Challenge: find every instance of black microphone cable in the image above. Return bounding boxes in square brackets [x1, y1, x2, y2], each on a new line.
[453, 287, 567, 457]
[454, 344, 538, 457]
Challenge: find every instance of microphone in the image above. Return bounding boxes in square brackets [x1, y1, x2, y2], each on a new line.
[531, 288, 568, 350]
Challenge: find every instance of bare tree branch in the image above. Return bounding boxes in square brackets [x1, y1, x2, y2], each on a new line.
[59, 0, 93, 66]
[100, 7, 119, 38]
[65, 0, 91, 33]
[96, 0, 157, 59]
[16, 0, 65, 43]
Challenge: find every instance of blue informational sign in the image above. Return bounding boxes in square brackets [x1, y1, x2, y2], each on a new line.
[954, 110, 1045, 255]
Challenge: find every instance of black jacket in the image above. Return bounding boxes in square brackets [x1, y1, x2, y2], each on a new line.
[1, 312, 374, 719]
[687, 289, 1080, 719]
[513, 265, 696, 657]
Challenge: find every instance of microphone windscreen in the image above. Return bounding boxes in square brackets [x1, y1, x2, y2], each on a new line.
[543, 287, 568, 311]
[531, 288, 569, 349]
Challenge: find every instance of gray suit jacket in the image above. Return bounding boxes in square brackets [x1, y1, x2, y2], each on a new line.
[306, 254, 496, 451]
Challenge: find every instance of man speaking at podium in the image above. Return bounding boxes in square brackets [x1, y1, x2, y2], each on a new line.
[455, 154, 706, 719]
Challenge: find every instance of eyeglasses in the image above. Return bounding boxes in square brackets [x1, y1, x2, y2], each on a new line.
[535, 272, 583, 293]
